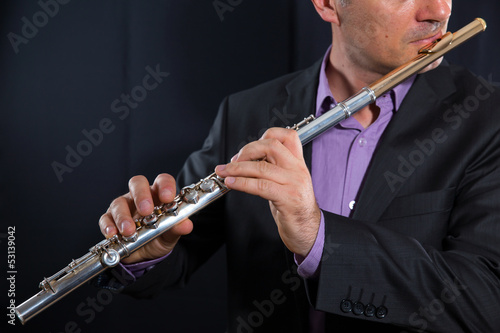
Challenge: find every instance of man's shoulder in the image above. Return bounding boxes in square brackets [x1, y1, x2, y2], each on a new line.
[444, 62, 499, 96]
[413, 61, 500, 107]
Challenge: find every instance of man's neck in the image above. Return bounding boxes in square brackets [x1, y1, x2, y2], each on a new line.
[326, 51, 384, 128]
[326, 47, 384, 101]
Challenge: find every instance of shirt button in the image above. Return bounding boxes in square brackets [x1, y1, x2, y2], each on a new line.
[358, 137, 367, 147]
[349, 200, 356, 210]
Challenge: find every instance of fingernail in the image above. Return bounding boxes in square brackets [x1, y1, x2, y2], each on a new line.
[216, 164, 226, 172]
[119, 221, 127, 233]
[231, 153, 239, 162]
[105, 226, 115, 237]
[225, 177, 235, 185]
[139, 200, 150, 213]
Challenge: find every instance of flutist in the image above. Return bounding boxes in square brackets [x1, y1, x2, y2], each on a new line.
[97, 1, 500, 332]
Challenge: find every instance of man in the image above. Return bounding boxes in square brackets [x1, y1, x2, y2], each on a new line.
[98, 0, 500, 331]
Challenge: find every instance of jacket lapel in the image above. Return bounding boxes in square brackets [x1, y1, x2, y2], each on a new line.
[280, 59, 323, 170]
[352, 63, 457, 222]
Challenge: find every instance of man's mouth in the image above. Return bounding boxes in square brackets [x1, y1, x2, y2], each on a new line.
[411, 30, 444, 46]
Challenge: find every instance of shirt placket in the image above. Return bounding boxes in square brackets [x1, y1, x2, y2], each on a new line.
[341, 93, 395, 216]
[340, 123, 364, 216]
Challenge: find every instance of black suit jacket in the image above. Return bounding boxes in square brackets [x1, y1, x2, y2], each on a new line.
[119, 59, 500, 332]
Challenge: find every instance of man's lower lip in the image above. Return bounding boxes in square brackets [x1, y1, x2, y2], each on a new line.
[412, 33, 442, 45]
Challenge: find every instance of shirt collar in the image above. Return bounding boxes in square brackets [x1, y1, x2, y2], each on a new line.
[315, 45, 335, 117]
[315, 45, 416, 117]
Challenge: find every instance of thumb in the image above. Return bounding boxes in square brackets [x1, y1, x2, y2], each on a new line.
[159, 218, 194, 244]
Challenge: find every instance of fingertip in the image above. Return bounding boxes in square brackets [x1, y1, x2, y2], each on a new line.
[118, 220, 136, 237]
[105, 226, 117, 238]
[225, 177, 236, 186]
[138, 199, 154, 215]
[160, 188, 174, 202]
[215, 164, 227, 178]
[155, 173, 177, 202]
[176, 218, 194, 235]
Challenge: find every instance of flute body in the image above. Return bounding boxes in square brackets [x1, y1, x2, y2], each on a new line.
[15, 18, 487, 325]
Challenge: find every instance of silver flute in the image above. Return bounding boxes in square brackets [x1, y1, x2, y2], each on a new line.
[16, 18, 487, 325]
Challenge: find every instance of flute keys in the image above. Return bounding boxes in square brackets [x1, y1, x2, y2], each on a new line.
[101, 249, 121, 267]
[39, 278, 56, 293]
[142, 214, 159, 228]
[154, 205, 163, 215]
[200, 178, 217, 193]
[162, 201, 178, 216]
[122, 232, 138, 243]
[182, 188, 199, 204]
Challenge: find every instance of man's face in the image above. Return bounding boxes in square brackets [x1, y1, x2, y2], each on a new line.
[335, 0, 452, 75]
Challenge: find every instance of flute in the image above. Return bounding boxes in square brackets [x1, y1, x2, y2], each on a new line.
[15, 18, 487, 325]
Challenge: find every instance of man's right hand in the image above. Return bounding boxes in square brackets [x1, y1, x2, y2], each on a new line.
[99, 173, 193, 264]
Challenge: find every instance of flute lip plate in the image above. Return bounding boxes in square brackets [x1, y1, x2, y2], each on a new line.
[418, 31, 453, 54]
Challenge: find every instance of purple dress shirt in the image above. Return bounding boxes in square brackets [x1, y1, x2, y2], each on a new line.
[297, 48, 415, 278]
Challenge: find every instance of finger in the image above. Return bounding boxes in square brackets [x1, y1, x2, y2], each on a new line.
[152, 173, 177, 204]
[260, 128, 303, 160]
[122, 218, 195, 264]
[159, 218, 194, 243]
[232, 136, 299, 168]
[99, 212, 118, 238]
[129, 175, 155, 216]
[230, 127, 301, 162]
[109, 196, 137, 237]
[222, 175, 285, 203]
[215, 160, 288, 185]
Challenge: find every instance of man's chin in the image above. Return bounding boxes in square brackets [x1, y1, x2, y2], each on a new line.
[418, 56, 444, 74]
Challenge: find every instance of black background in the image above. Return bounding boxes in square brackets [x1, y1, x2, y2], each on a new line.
[1, 1, 499, 332]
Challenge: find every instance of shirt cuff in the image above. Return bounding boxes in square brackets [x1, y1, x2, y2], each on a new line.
[295, 212, 325, 279]
[120, 252, 171, 280]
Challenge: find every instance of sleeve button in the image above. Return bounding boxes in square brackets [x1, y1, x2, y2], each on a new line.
[376, 306, 388, 319]
[352, 301, 365, 315]
[340, 299, 353, 313]
[364, 303, 376, 317]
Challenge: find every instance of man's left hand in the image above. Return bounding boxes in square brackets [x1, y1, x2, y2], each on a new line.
[215, 128, 321, 257]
